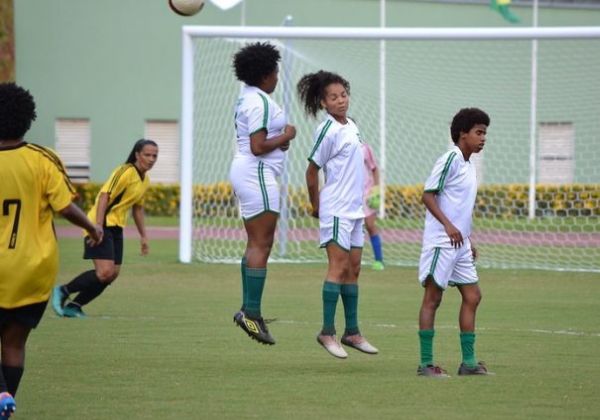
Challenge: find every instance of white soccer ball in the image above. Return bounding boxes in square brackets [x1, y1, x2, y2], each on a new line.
[169, 0, 205, 16]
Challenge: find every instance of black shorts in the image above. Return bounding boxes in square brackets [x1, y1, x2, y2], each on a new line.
[0, 301, 48, 329]
[84, 226, 124, 265]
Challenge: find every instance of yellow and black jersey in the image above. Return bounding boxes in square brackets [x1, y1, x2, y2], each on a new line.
[88, 163, 149, 228]
[0, 142, 76, 309]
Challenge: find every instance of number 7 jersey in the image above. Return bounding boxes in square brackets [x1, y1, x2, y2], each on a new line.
[0, 142, 75, 308]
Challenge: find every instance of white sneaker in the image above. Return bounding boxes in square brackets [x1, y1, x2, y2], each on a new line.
[341, 335, 379, 354]
[317, 334, 348, 359]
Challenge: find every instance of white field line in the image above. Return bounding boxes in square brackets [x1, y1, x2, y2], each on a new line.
[274, 319, 600, 337]
[48, 315, 600, 337]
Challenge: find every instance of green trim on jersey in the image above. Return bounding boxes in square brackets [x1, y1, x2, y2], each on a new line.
[258, 161, 269, 211]
[308, 119, 333, 161]
[307, 157, 321, 169]
[436, 152, 457, 192]
[257, 92, 269, 130]
[429, 247, 441, 277]
[242, 209, 279, 222]
[333, 216, 339, 242]
[249, 127, 267, 137]
[320, 239, 350, 253]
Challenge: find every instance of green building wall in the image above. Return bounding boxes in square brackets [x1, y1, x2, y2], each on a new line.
[14, 0, 600, 182]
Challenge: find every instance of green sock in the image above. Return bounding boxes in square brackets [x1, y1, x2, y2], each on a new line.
[240, 256, 247, 311]
[244, 267, 266, 319]
[419, 329, 435, 367]
[460, 332, 477, 367]
[321, 281, 341, 335]
[341, 283, 359, 336]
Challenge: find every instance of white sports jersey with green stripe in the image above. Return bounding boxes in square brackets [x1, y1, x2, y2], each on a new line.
[229, 85, 289, 219]
[308, 115, 365, 220]
[422, 145, 477, 249]
[232, 84, 288, 175]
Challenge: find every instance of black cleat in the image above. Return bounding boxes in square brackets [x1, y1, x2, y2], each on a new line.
[233, 311, 275, 345]
[458, 361, 494, 376]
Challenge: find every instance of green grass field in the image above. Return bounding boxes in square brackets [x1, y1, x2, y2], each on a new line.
[17, 238, 600, 419]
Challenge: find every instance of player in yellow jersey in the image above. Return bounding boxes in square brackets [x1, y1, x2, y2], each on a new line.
[0, 82, 102, 418]
[52, 139, 158, 318]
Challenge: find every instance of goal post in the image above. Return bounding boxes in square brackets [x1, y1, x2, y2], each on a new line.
[180, 25, 600, 272]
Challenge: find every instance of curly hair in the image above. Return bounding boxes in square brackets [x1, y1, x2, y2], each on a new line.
[296, 70, 350, 118]
[0, 82, 37, 140]
[450, 107, 490, 143]
[233, 42, 281, 87]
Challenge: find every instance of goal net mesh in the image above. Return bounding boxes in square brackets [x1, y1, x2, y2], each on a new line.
[189, 33, 600, 272]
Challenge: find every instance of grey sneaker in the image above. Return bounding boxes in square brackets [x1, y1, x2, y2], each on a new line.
[417, 364, 450, 378]
[458, 362, 493, 376]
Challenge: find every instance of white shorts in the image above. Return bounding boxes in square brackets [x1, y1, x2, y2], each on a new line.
[319, 216, 364, 251]
[418, 239, 478, 290]
[229, 158, 279, 220]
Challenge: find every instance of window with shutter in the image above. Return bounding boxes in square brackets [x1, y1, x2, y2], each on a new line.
[55, 119, 91, 182]
[538, 122, 574, 184]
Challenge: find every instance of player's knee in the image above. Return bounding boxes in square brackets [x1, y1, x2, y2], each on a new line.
[96, 268, 117, 282]
[429, 295, 443, 309]
[351, 264, 361, 279]
[464, 290, 482, 307]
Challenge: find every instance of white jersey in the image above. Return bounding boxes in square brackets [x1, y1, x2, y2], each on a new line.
[422, 145, 477, 249]
[233, 84, 288, 175]
[308, 115, 365, 220]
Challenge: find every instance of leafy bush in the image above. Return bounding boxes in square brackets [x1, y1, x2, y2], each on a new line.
[73, 183, 599, 218]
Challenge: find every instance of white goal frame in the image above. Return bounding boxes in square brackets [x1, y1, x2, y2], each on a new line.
[179, 25, 600, 264]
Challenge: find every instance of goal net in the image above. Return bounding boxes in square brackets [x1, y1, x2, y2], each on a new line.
[180, 26, 600, 272]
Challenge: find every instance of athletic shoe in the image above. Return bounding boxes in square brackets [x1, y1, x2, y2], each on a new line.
[51, 286, 68, 317]
[0, 392, 16, 420]
[341, 334, 379, 354]
[62, 303, 87, 318]
[316, 334, 348, 359]
[233, 311, 275, 345]
[458, 361, 493, 376]
[417, 364, 450, 378]
[372, 261, 385, 271]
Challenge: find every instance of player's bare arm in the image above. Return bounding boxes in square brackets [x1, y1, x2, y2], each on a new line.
[306, 162, 320, 218]
[58, 203, 103, 245]
[95, 192, 109, 227]
[132, 204, 149, 256]
[250, 124, 296, 156]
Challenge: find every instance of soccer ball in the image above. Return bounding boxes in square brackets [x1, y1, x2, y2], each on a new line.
[169, 0, 205, 16]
